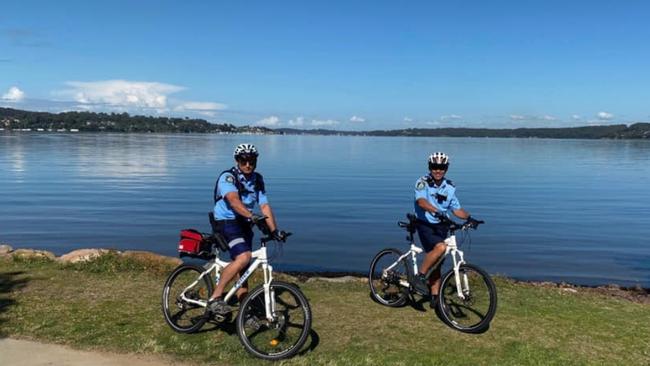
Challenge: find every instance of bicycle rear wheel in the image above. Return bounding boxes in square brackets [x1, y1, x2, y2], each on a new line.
[236, 281, 312, 360]
[161, 264, 212, 334]
[368, 248, 409, 307]
[437, 263, 497, 333]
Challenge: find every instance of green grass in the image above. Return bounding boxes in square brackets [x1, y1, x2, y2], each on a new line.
[1, 255, 649, 366]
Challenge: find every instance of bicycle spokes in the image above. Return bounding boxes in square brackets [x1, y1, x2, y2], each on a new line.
[439, 265, 495, 330]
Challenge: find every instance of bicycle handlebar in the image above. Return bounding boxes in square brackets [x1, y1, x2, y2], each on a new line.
[251, 215, 292, 243]
[398, 213, 485, 232]
[435, 213, 484, 231]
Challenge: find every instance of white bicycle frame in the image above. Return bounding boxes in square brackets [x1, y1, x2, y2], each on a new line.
[384, 232, 469, 299]
[179, 245, 277, 322]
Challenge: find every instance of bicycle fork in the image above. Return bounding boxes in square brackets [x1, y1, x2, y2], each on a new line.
[445, 236, 468, 300]
[262, 263, 276, 322]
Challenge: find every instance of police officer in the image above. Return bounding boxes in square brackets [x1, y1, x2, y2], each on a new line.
[207, 143, 284, 314]
[413, 152, 480, 307]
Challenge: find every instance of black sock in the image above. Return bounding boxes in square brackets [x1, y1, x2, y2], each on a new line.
[210, 295, 224, 302]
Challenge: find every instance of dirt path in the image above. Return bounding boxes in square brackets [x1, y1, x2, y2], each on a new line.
[0, 338, 189, 366]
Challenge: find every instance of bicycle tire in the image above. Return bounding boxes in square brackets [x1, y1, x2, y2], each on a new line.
[161, 264, 213, 334]
[236, 281, 312, 360]
[436, 263, 497, 333]
[368, 248, 409, 307]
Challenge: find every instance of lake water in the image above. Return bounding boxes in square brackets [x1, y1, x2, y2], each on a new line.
[1, 133, 649, 287]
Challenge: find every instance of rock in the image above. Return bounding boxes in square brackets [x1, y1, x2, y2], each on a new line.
[12, 249, 56, 261]
[121, 250, 182, 266]
[0, 244, 13, 256]
[306, 276, 368, 284]
[561, 288, 578, 293]
[59, 249, 110, 263]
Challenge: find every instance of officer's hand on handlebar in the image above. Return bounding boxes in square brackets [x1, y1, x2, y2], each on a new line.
[272, 229, 289, 242]
[465, 216, 483, 229]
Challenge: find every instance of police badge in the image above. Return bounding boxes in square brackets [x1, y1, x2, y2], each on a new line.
[416, 181, 426, 190]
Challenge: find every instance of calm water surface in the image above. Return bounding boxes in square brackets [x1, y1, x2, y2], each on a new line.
[1, 133, 649, 286]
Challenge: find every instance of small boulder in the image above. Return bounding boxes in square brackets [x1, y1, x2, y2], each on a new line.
[12, 249, 56, 261]
[59, 248, 110, 263]
[0, 244, 13, 256]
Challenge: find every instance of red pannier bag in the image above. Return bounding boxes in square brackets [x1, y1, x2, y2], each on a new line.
[178, 229, 209, 258]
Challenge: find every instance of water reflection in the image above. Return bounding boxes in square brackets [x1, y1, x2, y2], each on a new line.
[75, 135, 169, 179]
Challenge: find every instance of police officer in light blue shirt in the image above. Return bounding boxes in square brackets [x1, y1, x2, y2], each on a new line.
[412, 152, 480, 307]
[207, 143, 285, 314]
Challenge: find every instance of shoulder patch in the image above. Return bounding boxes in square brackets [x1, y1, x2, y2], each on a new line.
[416, 180, 426, 191]
[225, 175, 235, 184]
[445, 179, 455, 187]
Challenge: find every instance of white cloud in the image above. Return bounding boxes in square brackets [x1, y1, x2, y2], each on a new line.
[311, 119, 339, 127]
[543, 115, 556, 121]
[288, 116, 305, 126]
[256, 116, 280, 127]
[60, 80, 185, 109]
[2, 86, 25, 102]
[572, 114, 582, 120]
[597, 111, 614, 120]
[510, 114, 526, 121]
[403, 117, 413, 122]
[440, 114, 462, 121]
[349, 115, 365, 123]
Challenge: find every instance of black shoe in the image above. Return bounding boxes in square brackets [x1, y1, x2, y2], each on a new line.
[429, 295, 438, 309]
[412, 274, 430, 295]
[208, 299, 232, 315]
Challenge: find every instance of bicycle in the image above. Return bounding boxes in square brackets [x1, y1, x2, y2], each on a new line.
[368, 213, 497, 333]
[161, 216, 312, 360]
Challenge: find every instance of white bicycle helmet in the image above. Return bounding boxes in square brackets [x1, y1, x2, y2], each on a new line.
[233, 143, 259, 159]
[428, 152, 449, 165]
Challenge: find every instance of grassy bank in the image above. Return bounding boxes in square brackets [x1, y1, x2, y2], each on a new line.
[1, 254, 649, 366]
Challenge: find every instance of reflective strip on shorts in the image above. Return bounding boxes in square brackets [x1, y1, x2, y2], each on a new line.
[228, 237, 245, 248]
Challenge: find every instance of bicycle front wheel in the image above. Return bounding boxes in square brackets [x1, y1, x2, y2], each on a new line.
[437, 263, 497, 333]
[161, 264, 213, 334]
[368, 248, 409, 307]
[236, 281, 312, 360]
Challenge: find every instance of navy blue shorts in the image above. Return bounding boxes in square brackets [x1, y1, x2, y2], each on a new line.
[212, 219, 253, 260]
[415, 220, 449, 253]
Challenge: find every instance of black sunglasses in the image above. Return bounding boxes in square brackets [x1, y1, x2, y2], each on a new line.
[429, 163, 448, 171]
[237, 157, 257, 166]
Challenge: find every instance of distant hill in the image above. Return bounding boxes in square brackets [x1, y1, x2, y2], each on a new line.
[2, 107, 649, 138]
[0, 107, 272, 134]
[277, 124, 650, 139]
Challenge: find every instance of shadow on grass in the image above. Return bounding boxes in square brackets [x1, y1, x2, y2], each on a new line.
[201, 318, 321, 355]
[297, 328, 320, 355]
[368, 290, 494, 334]
[198, 318, 237, 336]
[0, 271, 29, 338]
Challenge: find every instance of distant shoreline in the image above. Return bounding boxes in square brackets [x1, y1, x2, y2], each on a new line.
[2, 107, 650, 139]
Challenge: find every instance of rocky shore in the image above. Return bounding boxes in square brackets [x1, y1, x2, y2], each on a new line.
[1, 243, 647, 303]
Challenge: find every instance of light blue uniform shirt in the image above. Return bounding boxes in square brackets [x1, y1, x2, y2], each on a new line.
[214, 168, 268, 220]
[414, 175, 461, 224]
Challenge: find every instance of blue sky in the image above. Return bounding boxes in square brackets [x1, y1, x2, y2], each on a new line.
[1, 0, 649, 130]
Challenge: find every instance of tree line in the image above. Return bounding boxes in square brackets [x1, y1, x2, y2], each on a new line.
[2, 107, 649, 138]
